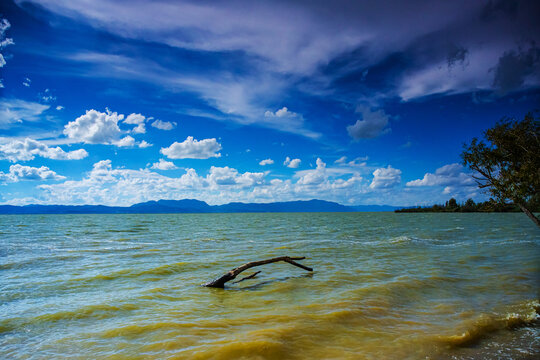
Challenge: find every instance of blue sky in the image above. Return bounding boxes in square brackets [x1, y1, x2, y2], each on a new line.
[1, 0, 539, 206]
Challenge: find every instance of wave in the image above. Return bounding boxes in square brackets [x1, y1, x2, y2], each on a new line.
[0, 302, 139, 333]
[67, 261, 206, 284]
[0, 255, 83, 270]
[437, 300, 539, 347]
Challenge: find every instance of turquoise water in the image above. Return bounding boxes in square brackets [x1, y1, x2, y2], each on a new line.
[1, 213, 539, 359]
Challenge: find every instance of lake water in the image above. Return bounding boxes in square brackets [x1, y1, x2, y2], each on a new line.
[1, 213, 539, 359]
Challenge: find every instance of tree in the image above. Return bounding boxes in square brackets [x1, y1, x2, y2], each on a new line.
[461, 112, 540, 227]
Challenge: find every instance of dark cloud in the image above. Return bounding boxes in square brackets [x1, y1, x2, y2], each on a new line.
[492, 45, 540, 94]
[480, 0, 519, 21]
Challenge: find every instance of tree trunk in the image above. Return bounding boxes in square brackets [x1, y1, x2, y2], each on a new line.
[517, 202, 540, 227]
[204, 256, 313, 288]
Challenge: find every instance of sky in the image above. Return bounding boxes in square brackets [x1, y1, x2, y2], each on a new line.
[0, 0, 539, 207]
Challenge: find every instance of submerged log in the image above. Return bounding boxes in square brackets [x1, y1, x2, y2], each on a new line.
[205, 256, 313, 288]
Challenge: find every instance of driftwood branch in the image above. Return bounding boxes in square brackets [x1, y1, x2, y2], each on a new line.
[233, 270, 261, 283]
[205, 256, 313, 288]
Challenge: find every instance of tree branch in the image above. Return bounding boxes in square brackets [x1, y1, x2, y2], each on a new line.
[205, 256, 313, 288]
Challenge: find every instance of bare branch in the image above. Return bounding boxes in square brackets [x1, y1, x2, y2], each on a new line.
[205, 256, 313, 288]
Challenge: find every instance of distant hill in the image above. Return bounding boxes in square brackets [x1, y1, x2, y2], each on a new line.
[0, 199, 399, 214]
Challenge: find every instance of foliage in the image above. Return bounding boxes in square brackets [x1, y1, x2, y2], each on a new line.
[394, 198, 535, 213]
[461, 113, 539, 205]
[459, 112, 539, 225]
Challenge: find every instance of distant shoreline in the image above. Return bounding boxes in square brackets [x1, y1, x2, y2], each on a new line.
[0, 199, 399, 215]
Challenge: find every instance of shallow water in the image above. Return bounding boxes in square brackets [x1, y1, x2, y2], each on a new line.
[1, 213, 539, 359]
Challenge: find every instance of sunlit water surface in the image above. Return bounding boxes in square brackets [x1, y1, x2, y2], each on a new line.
[1, 213, 539, 359]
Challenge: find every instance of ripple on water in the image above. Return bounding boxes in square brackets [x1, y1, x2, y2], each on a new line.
[1, 213, 538, 360]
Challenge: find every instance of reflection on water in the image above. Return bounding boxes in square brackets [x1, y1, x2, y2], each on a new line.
[0, 213, 539, 359]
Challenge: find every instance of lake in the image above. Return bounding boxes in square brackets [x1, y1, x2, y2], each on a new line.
[1, 213, 539, 359]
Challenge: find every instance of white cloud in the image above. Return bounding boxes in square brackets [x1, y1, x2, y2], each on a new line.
[160, 136, 221, 159]
[39, 88, 56, 103]
[259, 158, 274, 166]
[264, 107, 320, 139]
[138, 140, 152, 148]
[334, 156, 347, 164]
[369, 165, 401, 189]
[0, 164, 65, 182]
[23, 77, 31, 87]
[35, 160, 266, 206]
[0, 138, 88, 162]
[56, 105, 64, 111]
[124, 113, 146, 133]
[151, 159, 178, 170]
[406, 163, 475, 187]
[347, 156, 369, 167]
[115, 135, 136, 147]
[63, 109, 153, 147]
[297, 158, 326, 185]
[0, 18, 13, 73]
[63, 109, 124, 144]
[347, 106, 390, 140]
[206, 166, 265, 189]
[151, 119, 176, 130]
[284, 156, 301, 168]
[0, 99, 49, 128]
[1, 157, 389, 206]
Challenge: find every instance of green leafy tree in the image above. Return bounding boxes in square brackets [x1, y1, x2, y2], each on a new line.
[463, 198, 476, 212]
[461, 112, 540, 227]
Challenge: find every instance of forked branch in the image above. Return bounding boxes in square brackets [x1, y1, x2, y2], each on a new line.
[205, 256, 313, 288]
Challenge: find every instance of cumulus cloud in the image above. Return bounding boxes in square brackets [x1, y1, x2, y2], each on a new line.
[160, 136, 222, 159]
[0, 99, 49, 128]
[56, 105, 64, 110]
[0, 138, 88, 162]
[284, 156, 301, 168]
[406, 163, 475, 187]
[138, 140, 152, 148]
[64, 109, 124, 144]
[259, 158, 274, 166]
[10, 157, 373, 206]
[207, 166, 265, 189]
[63, 109, 150, 147]
[124, 113, 146, 133]
[297, 158, 327, 185]
[0, 164, 65, 182]
[347, 106, 390, 140]
[151, 159, 178, 170]
[115, 135, 136, 147]
[35, 160, 267, 205]
[151, 119, 177, 130]
[369, 165, 401, 189]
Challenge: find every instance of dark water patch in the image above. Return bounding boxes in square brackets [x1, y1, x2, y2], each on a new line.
[106, 227, 149, 234]
[0, 255, 84, 270]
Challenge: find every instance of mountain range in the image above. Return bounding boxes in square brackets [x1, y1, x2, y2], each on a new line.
[0, 199, 398, 214]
